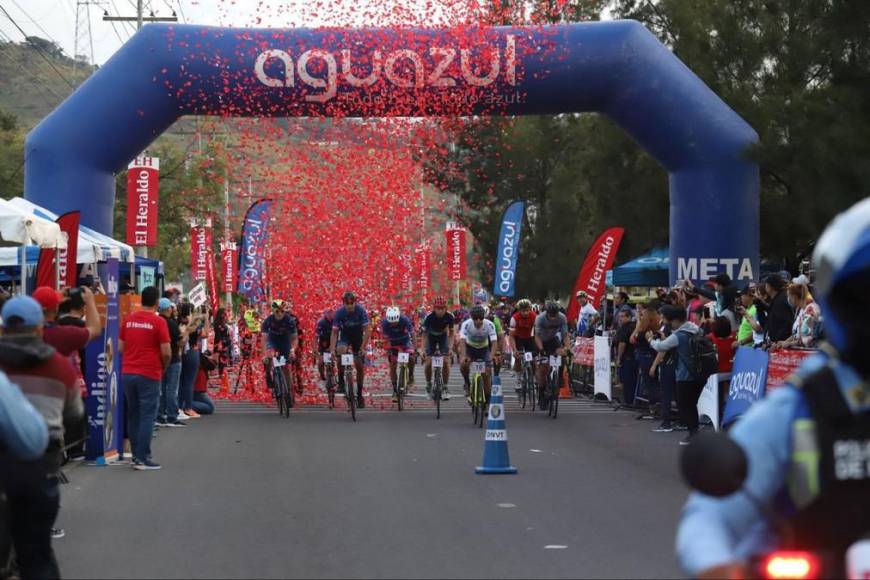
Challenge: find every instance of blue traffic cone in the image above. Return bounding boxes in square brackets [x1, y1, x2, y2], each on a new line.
[475, 375, 517, 475]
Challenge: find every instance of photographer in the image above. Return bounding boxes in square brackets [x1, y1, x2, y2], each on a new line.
[32, 286, 101, 356]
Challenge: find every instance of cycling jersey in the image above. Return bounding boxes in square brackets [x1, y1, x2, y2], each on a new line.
[261, 313, 298, 354]
[534, 312, 568, 344]
[459, 319, 497, 350]
[489, 316, 504, 336]
[333, 304, 370, 333]
[381, 315, 414, 347]
[315, 318, 332, 342]
[423, 311, 455, 335]
[510, 311, 535, 339]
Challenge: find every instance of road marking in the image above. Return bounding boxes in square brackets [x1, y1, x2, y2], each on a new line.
[426, 433, 437, 438]
[497, 503, 516, 508]
[544, 545, 567, 550]
[529, 449, 542, 453]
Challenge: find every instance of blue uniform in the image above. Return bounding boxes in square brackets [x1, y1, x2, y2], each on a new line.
[261, 313, 298, 357]
[676, 354, 869, 576]
[381, 315, 414, 349]
[333, 304, 370, 351]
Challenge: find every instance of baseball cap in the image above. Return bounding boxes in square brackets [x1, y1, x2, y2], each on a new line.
[1, 296, 45, 329]
[32, 286, 63, 311]
[576, 290, 588, 298]
[158, 298, 173, 311]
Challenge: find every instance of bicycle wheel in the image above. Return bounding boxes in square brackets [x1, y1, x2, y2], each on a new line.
[273, 369, 285, 416]
[286, 370, 295, 413]
[326, 370, 335, 409]
[346, 368, 356, 422]
[478, 382, 486, 428]
[549, 376, 560, 419]
[433, 367, 442, 420]
[396, 364, 405, 412]
[471, 376, 479, 425]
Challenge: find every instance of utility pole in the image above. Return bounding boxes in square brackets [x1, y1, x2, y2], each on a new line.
[103, 1, 177, 30]
[73, 1, 103, 92]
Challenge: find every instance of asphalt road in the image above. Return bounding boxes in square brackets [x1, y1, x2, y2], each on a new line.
[54, 367, 690, 579]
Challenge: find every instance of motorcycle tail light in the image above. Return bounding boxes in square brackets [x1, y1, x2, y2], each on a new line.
[763, 551, 820, 579]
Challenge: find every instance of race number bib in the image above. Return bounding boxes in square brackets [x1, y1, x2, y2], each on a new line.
[398, 352, 410, 364]
[322, 352, 332, 364]
[432, 356, 444, 368]
[471, 361, 486, 374]
[524, 352, 534, 362]
[549, 355, 562, 368]
[341, 354, 354, 366]
[273, 356, 286, 368]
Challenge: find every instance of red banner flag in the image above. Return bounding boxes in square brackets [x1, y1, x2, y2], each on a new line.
[221, 242, 238, 293]
[206, 247, 219, 314]
[415, 243, 431, 305]
[125, 156, 160, 247]
[566, 227, 625, 323]
[190, 223, 213, 282]
[445, 223, 466, 281]
[36, 211, 81, 290]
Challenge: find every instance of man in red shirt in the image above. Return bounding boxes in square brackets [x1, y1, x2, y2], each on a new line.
[509, 298, 537, 372]
[32, 285, 101, 356]
[118, 286, 170, 470]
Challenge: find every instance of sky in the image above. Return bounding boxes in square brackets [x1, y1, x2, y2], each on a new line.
[0, 0, 491, 66]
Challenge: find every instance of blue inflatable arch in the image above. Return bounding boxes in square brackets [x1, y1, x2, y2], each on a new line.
[25, 21, 759, 284]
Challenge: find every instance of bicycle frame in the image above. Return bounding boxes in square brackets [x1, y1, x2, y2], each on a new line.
[469, 360, 487, 428]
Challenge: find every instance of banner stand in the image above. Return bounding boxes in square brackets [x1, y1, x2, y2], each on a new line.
[697, 372, 730, 432]
[593, 335, 612, 401]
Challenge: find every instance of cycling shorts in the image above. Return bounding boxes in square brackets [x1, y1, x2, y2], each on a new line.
[465, 345, 491, 363]
[317, 338, 331, 353]
[387, 341, 413, 362]
[426, 333, 449, 356]
[337, 330, 364, 354]
[539, 337, 561, 357]
[514, 337, 537, 356]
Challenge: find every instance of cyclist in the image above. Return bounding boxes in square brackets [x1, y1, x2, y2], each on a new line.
[534, 301, 570, 410]
[381, 306, 416, 403]
[676, 198, 870, 580]
[422, 296, 455, 399]
[509, 298, 537, 375]
[315, 309, 334, 386]
[330, 291, 371, 409]
[459, 304, 499, 405]
[260, 299, 298, 402]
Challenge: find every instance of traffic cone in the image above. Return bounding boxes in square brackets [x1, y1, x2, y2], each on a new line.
[475, 375, 517, 475]
[220, 372, 229, 395]
[559, 368, 571, 399]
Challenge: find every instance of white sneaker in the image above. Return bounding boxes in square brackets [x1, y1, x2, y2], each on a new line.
[176, 411, 190, 422]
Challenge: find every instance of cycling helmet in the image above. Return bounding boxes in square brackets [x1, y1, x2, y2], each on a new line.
[517, 298, 531, 310]
[433, 296, 447, 308]
[342, 291, 356, 303]
[812, 198, 870, 373]
[271, 299, 285, 309]
[470, 305, 486, 320]
[545, 301, 560, 315]
[386, 306, 401, 323]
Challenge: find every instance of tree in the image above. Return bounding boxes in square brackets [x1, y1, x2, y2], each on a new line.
[0, 108, 25, 199]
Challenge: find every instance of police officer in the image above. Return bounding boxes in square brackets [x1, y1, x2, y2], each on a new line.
[676, 198, 870, 579]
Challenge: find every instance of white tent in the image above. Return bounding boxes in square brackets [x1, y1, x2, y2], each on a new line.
[6, 197, 135, 263]
[0, 198, 65, 248]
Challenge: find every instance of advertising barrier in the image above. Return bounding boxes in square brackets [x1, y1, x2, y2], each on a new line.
[593, 335, 611, 401]
[492, 200, 524, 298]
[722, 347, 769, 427]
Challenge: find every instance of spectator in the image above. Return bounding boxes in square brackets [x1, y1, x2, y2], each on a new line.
[734, 287, 763, 348]
[614, 309, 638, 406]
[774, 283, 821, 349]
[708, 315, 736, 417]
[575, 291, 598, 336]
[611, 291, 633, 329]
[178, 303, 208, 419]
[690, 274, 738, 331]
[631, 302, 661, 420]
[213, 307, 231, 378]
[0, 296, 83, 579]
[156, 298, 185, 428]
[32, 286, 101, 355]
[762, 274, 794, 343]
[648, 305, 703, 445]
[648, 305, 678, 432]
[119, 286, 171, 470]
[0, 369, 49, 461]
[191, 351, 217, 415]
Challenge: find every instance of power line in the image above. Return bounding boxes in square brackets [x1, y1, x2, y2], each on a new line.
[174, 0, 186, 23]
[0, 4, 76, 89]
[8, 0, 64, 48]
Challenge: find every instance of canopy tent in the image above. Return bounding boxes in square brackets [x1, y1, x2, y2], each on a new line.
[6, 197, 134, 262]
[612, 247, 669, 288]
[0, 198, 65, 248]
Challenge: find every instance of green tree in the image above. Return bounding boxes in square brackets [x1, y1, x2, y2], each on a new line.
[0, 108, 25, 199]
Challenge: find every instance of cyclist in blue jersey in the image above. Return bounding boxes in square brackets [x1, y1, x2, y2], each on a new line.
[381, 306, 416, 403]
[260, 299, 298, 400]
[422, 296, 455, 398]
[330, 291, 371, 408]
[315, 309, 334, 384]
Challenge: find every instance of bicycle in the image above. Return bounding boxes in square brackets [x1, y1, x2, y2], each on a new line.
[394, 349, 412, 412]
[341, 352, 357, 422]
[431, 346, 445, 420]
[468, 359, 487, 428]
[272, 355, 293, 418]
[322, 351, 336, 409]
[517, 350, 536, 410]
[546, 354, 562, 419]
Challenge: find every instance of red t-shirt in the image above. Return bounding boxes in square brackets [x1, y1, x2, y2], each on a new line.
[120, 310, 170, 381]
[510, 311, 535, 339]
[43, 324, 90, 356]
[710, 333, 736, 373]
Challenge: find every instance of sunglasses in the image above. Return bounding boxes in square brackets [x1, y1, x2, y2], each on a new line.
[471, 315, 484, 321]
[344, 299, 355, 305]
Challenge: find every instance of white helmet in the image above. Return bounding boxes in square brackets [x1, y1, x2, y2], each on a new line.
[386, 306, 401, 323]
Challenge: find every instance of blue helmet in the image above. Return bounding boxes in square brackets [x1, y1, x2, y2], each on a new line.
[812, 198, 870, 359]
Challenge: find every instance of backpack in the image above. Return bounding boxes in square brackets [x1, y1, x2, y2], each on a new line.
[680, 330, 719, 380]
